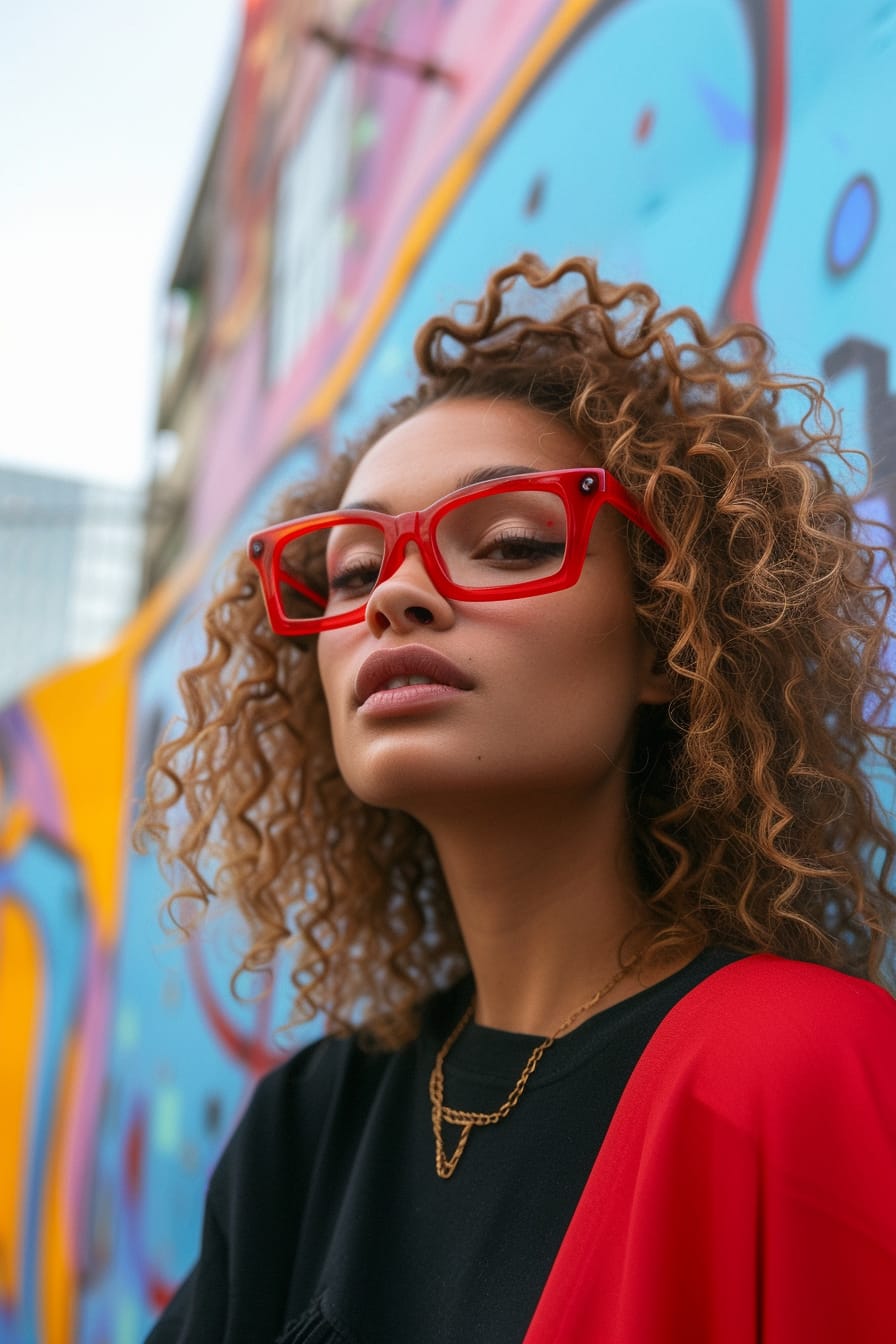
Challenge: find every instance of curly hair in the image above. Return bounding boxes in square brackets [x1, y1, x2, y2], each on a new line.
[136, 254, 896, 1049]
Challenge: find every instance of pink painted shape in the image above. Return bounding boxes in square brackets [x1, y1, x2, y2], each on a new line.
[187, 0, 568, 545]
[61, 933, 109, 1273]
[1, 705, 67, 841]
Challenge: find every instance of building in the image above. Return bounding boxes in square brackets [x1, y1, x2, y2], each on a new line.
[0, 464, 144, 704]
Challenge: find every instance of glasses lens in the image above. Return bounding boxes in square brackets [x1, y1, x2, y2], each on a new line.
[277, 521, 386, 624]
[435, 488, 568, 588]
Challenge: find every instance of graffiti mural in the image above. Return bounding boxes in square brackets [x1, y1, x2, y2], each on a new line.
[1, 0, 893, 1337]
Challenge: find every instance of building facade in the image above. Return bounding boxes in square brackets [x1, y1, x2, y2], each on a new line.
[0, 466, 143, 706]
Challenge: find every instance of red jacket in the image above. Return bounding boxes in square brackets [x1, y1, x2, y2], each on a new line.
[525, 954, 896, 1343]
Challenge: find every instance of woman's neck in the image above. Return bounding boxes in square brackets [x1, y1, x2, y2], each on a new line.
[425, 788, 654, 1036]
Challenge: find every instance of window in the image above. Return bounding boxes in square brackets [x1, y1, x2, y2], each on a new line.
[268, 63, 353, 381]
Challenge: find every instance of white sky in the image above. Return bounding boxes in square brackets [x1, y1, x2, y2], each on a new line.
[1, 0, 240, 487]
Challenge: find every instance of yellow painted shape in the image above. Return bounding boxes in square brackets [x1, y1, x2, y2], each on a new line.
[0, 899, 43, 1306]
[25, 646, 134, 946]
[0, 801, 34, 856]
[10, 524, 213, 1342]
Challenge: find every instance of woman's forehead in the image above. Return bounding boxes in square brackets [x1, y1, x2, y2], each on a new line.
[340, 398, 588, 510]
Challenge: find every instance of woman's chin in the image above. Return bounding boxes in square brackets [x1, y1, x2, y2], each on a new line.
[342, 771, 449, 818]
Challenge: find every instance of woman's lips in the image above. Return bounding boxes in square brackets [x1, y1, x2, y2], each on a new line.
[354, 645, 474, 710]
[358, 681, 468, 716]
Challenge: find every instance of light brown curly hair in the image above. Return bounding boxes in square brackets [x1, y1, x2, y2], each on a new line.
[136, 254, 896, 1049]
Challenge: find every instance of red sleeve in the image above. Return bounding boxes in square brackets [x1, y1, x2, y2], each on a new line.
[523, 955, 896, 1344]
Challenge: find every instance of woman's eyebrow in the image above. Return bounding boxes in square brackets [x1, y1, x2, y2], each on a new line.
[342, 466, 539, 513]
[454, 465, 539, 489]
[341, 496, 389, 512]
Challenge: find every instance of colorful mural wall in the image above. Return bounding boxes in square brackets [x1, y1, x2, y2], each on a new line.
[1, 0, 893, 1338]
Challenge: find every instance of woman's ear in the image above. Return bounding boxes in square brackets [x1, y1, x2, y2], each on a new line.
[638, 642, 675, 706]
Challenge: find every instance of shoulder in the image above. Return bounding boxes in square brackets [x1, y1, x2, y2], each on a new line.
[648, 953, 896, 1122]
[682, 952, 896, 1045]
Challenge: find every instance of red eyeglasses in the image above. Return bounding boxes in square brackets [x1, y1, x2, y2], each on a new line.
[247, 467, 665, 635]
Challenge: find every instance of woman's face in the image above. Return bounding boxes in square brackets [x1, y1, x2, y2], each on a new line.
[316, 398, 669, 818]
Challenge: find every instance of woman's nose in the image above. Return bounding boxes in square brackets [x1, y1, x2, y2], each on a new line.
[364, 545, 454, 635]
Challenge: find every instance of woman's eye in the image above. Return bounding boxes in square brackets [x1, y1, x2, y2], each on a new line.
[328, 558, 381, 596]
[474, 531, 566, 566]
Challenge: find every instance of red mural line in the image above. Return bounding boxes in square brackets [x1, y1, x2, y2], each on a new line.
[121, 1102, 178, 1311]
[124, 1104, 144, 1202]
[634, 105, 655, 142]
[723, 0, 788, 326]
[148, 1272, 176, 1314]
[185, 934, 283, 1074]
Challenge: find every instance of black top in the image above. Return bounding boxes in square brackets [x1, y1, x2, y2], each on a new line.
[146, 946, 742, 1344]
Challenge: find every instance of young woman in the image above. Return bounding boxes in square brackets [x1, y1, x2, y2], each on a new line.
[140, 256, 896, 1343]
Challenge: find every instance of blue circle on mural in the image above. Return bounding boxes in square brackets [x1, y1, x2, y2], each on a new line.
[827, 174, 878, 275]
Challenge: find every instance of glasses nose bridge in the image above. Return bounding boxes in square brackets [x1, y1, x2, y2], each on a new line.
[378, 506, 431, 582]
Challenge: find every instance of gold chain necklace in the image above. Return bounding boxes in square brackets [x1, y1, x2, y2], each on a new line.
[429, 955, 643, 1179]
